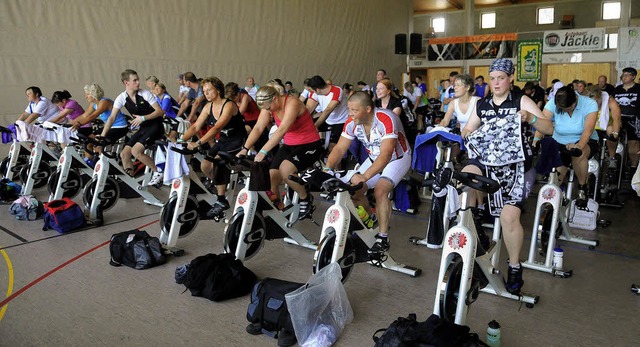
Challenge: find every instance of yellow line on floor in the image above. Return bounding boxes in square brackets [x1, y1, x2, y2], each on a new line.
[0, 247, 14, 321]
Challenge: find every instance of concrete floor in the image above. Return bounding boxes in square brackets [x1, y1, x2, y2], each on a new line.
[0, 166, 639, 346]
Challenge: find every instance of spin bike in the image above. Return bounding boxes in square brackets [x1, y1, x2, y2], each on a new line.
[305, 169, 422, 282]
[78, 135, 164, 221]
[0, 125, 30, 181]
[47, 125, 95, 201]
[18, 126, 61, 196]
[222, 155, 317, 261]
[158, 145, 239, 256]
[432, 170, 539, 325]
[410, 128, 464, 248]
[598, 132, 627, 208]
[525, 148, 600, 277]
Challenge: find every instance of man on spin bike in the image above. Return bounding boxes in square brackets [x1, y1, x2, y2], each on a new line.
[323, 91, 412, 256]
[462, 58, 553, 295]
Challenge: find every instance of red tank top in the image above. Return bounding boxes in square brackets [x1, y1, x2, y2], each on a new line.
[242, 93, 261, 122]
[272, 95, 320, 146]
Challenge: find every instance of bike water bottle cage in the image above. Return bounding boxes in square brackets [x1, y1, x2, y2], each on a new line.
[453, 172, 501, 195]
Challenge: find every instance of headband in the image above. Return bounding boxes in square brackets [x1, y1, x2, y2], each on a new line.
[489, 58, 515, 75]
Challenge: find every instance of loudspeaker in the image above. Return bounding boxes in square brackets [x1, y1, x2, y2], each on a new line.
[395, 34, 407, 54]
[410, 33, 422, 54]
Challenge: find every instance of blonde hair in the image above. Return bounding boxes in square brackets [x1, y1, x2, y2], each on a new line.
[584, 84, 603, 108]
[255, 81, 285, 109]
[146, 75, 159, 84]
[83, 83, 104, 101]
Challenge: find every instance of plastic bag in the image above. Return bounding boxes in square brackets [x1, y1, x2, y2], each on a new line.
[632, 165, 640, 197]
[285, 263, 353, 347]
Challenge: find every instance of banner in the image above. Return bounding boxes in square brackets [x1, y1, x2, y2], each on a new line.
[517, 40, 542, 82]
[617, 27, 640, 71]
[543, 28, 605, 53]
[465, 33, 517, 59]
[427, 34, 517, 61]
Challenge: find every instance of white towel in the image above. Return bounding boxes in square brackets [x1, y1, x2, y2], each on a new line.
[163, 142, 190, 185]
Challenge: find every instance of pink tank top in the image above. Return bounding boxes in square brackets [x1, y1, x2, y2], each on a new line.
[272, 95, 320, 146]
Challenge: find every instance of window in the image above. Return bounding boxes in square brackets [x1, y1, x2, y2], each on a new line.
[537, 7, 554, 25]
[603, 2, 621, 20]
[432, 17, 445, 33]
[607, 33, 618, 49]
[481, 12, 496, 29]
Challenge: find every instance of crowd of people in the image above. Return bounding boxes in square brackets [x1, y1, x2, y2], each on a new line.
[9, 60, 640, 297]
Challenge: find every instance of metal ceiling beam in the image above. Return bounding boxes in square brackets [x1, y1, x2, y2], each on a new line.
[446, 0, 463, 10]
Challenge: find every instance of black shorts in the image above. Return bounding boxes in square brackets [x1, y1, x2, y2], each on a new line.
[126, 121, 164, 147]
[318, 122, 344, 144]
[270, 140, 324, 171]
[205, 136, 244, 162]
[558, 139, 598, 167]
[103, 127, 128, 145]
[77, 127, 93, 137]
[621, 117, 640, 141]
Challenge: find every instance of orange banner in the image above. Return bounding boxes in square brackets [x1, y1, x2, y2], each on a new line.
[429, 33, 517, 45]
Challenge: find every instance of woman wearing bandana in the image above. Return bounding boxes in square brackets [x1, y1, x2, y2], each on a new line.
[462, 58, 554, 295]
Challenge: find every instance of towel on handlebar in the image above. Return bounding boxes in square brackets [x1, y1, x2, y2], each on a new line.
[163, 142, 189, 185]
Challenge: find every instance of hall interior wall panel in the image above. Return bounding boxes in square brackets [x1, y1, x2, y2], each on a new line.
[546, 63, 611, 87]
[0, 0, 412, 115]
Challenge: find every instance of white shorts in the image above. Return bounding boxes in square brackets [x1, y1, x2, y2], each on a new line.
[342, 154, 411, 188]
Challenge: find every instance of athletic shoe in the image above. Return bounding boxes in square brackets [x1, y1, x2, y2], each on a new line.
[576, 186, 588, 208]
[368, 235, 390, 255]
[277, 329, 297, 347]
[245, 323, 262, 335]
[298, 194, 315, 220]
[148, 171, 164, 186]
[505, 264, 524, 295]
[206, 199, 230, 218]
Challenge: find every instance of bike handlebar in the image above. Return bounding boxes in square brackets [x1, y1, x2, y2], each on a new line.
[453, 171, 501, 194]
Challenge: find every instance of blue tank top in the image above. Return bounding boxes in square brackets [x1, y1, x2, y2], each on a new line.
[96, 98, 127, 127]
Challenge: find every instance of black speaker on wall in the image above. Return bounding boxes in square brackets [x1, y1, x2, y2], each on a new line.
[410, 33, 422, 54]
[395, 34, 407, 54]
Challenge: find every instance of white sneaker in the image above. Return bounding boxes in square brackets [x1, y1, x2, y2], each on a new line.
[148, 171, 163, 186]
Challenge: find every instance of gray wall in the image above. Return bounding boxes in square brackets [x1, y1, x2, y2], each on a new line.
[0, 0, 412, 119]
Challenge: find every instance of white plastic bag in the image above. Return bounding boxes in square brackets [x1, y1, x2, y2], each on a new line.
[285, 263, 353, 347]
[632, 165, 640, 197]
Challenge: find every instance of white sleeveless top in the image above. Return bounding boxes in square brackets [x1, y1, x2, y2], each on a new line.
[596, 91, 610, 131]
[453, 96, 480, 129]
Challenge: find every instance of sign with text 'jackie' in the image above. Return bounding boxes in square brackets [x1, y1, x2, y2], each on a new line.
[543, 28, 606, 53]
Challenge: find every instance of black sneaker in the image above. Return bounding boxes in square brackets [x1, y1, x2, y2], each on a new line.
[576, 186, 588, 208]
[506, 264, 524, 295]
[246, 323, 262, 335]
[206, 199, 230, 218]
[298, 194, 315, 220]
[368, 235, 390, 254]
[277, 329, 297, 347]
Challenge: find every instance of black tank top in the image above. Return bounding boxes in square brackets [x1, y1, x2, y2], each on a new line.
[124, 93, 162, 126]
[476, 91, 533, 166]
[207, 99, 245, 138]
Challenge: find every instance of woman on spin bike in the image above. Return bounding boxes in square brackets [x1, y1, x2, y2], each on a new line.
[179, 77, 246, 218]
[462, 58, 553, 295]
[540, 86, 599, 207]
[237, 81, 323, 219]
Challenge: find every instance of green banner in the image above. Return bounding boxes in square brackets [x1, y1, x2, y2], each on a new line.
[517, 40, 542, 82]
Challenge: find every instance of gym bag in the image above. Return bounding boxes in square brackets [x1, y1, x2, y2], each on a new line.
[1, 178, 22, 202]
[182, 253, 256, 302]
[246, 278, 304, 340]
[42, 197, 86, 233]
[372, 313, 489, 347]
[109, 229, 166, 269]
[9, 195, 44, 221]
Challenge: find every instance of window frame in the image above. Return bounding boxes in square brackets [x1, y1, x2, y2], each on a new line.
[537, 6, 555, 25]
[480, 12, 496, 29]
[602, 1, 621, 20]
[432, 16, 445, 33]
